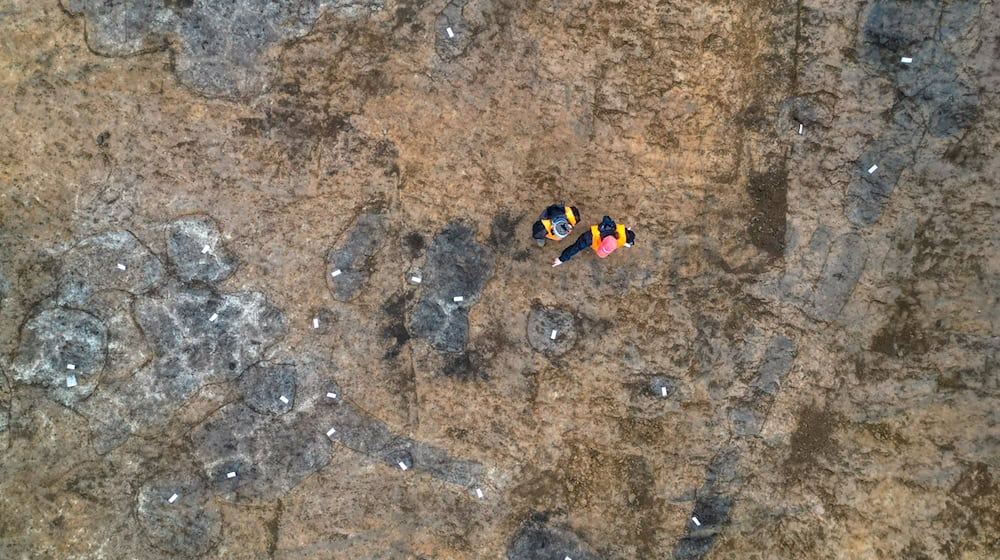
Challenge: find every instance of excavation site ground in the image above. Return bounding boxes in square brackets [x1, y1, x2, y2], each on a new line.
[1, 0, 998, 558]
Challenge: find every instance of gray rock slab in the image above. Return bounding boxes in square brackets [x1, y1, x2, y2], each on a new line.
[190, 403, 331, 501]
[13, 307, 108, 402]
[58, 230, 164, 305]
[807, 233, 866, 322]
[63, 0, 384, 97]
[410, 223, 493, 353]
[507, 515, 602, 560]
[326, 213, 389, 302]
[526, 306, 576, 356]
[136, 472, 221, 557]
[845, 142, 913, 227]
[134, 286, 287, 379]
[166, 216, 238, 284]
[753, 335, 796, 395]
[238, 362, 297, 415]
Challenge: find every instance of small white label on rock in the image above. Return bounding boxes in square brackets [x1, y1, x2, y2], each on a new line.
[900, 56, 913, 64]
[168, 494, 179, 504]
[410, 276, 422, 284]
[66, 374, 77, 388]
[66, 363, 76, 370]
[565, 556, 573, 560]
[867, 164, 878, 174]
[550, 329, 558, 340]
[226, 472, 237, 479]
[201, 245, 211, 254]
[331, 269, 342, 277]
[798, 123, 803, 135]
[116, 263, 127, 271]
[326, 392, 337, 399]
[475, 488, 484, 498]
[453, 296, 464, 302]
[312, 317, 319, 329]
[279, 395, 289, 404]
[398, 461, 408, 471]
[209, 313, 218, 322]
[661, 386, 668, 397]
[692, 516, 701, 526]
[446, 26, 455, 38]
[326, 427, 337, 437]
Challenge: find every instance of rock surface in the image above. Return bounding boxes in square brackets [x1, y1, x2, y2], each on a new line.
[1, 0, 998, 558]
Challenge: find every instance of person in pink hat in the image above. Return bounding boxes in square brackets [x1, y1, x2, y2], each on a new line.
[552, 215, 635, 267]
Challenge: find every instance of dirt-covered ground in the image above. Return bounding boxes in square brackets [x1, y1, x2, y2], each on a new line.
[1, 0, 999, 558]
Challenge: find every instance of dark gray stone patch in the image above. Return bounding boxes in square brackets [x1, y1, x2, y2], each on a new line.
[507, 514, 602, 560]
[434, 0, 496, 61]
[322, 400, 483, 487]
[166, 216, 238, 284]
[62, 0, 385, 97]
[81, 354, 205, 454]
[57, 230, 164, 305]
[753, 335, 796, 395]
[191, 403, 331, 501]
[238, 362, 297, 415]
[410, 223, 493, 353]
[13, 307, 108, 402]
[649, 376, 679, 399]
[673, 494, 733, 560]
[136, 472, 221, 557]
[728, 405, 765, 437]
[807, 233, 866, 322]
[326, 213, 389, 302]
[526, 306, 576, 356]
[845, 139, 915, 226]
[134, 286, 287, 379]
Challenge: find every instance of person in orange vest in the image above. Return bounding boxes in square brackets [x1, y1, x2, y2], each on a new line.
[531, 203, 581, 247]
[552, 215, 635, 267]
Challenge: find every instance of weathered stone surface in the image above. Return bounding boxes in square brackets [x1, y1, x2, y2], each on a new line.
[58, 230, 163, 304]
[62, 0, 385, 97]
[13, 307, 107, 401]
[238, 362, 297, 415]
[526, 306, 576, 356]
[507, 514, 601, 560]
[753, 335, 796, 395]
[410, 223, 492, 353]
[136, 472, 221, 557]
[326, 212, 389, 301]
[434, 0, 496, 61]
[134, 286, 287, 378]
[166, 216, 238, 284]
[808, 233, 866, 321]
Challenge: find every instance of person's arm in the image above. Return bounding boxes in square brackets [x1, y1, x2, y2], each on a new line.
[532, 220, 547, 240]
[553, 229, 592, 266]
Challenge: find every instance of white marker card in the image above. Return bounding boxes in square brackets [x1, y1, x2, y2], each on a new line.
[410, 276, 422, 283]
[326, 392, 337, 399]
[66, 363, 76, 370]
[279, 395, 289, 404]
[226, 472, 237, 479]
[798, 123, 803, 134]
[661, 386, 668, 397]
[867, 164, 878, 174]
[475, 488, 484, 498]
[398, 461, 408, 471]
[66, 375, 78, 388]
[326, 427, 337, 437]
[209, 313, 218, 322]
[313, 318, 320, 329]
[201, 245, 211, 254]
[168, 494, 179, 503]
[550, 330, 558, 340]
[692, 516, 701, 526]
[900, 56, 913, 63]
[446, 27, 455, 38]
[116, 263, 127, 270]
[331, 269, 342, 277]
[453, 296, 464, 302]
